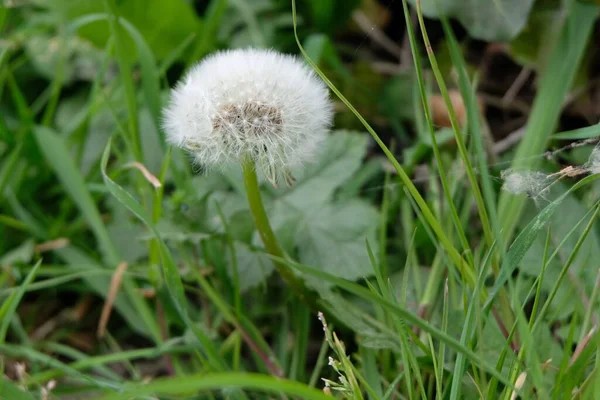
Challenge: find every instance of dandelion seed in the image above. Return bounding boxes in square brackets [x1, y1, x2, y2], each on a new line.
[163, 48, 333, 186]
[500, 169, 553, 198]
[586, 145, 600, 175]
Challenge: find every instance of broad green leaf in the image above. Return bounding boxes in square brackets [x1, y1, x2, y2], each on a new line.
[272, 130, 370, 210]
[192, 131, 374, 289]
[230, 242, 274, 292]
[407, 0, 535, 40]
[297, 200, 379, 283]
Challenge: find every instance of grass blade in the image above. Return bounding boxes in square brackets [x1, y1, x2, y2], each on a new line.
[270, 254, 513, 388]
[414, 0, 494, 249]
[553, 123, 600, 140]
[450, 241, 497, 399]
[401, 0, 474, 269]
[0, 260, 41, 344]
[97, 372, 331, 400]
[103, 0, 142, 161]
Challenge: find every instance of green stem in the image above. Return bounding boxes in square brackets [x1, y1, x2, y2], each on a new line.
[241, 158, 313, 306]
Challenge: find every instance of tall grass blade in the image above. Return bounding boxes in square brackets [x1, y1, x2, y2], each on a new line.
[97, 372, 332, 400]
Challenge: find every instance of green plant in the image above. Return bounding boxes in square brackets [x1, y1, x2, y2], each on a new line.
[1, 0, 600, 398]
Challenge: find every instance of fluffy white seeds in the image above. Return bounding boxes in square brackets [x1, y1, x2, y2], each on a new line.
[586, 145, 600, 175]
[163, 48, 333, 186]
[500, 169, 553, 198]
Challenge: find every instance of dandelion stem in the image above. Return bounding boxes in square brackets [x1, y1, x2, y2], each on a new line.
[241, 158, 313, 306]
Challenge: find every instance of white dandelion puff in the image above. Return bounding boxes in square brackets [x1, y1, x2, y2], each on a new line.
[585, 144, 600, 175]
[500, 169, 554, 198]
[163, 48, 334, 186]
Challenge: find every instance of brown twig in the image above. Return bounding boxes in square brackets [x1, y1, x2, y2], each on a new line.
[124, 162, 162, 188]
[97, 262, 128, 338]
[35, 238, 70, 253]
[502, 67, 532, 106]
[569, 326, 597, 366]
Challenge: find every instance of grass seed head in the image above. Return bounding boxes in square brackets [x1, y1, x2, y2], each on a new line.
[163, 48, 333, 185]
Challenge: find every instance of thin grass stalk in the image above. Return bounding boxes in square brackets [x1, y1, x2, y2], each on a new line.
[401, 0, 474, 270]
[103, 0, 142, 162]
[414, 0, 493, 250]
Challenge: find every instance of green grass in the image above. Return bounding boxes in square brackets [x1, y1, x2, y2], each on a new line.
[1, 0, 600, 399]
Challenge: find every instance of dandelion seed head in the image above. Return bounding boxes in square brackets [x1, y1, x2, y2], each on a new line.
[163, 48, 333, 183]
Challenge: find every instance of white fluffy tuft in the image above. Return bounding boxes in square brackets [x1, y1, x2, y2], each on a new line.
[500, 169, 552, 198]
[163, 48, 334, 184]
[586, 145, 600, 175]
